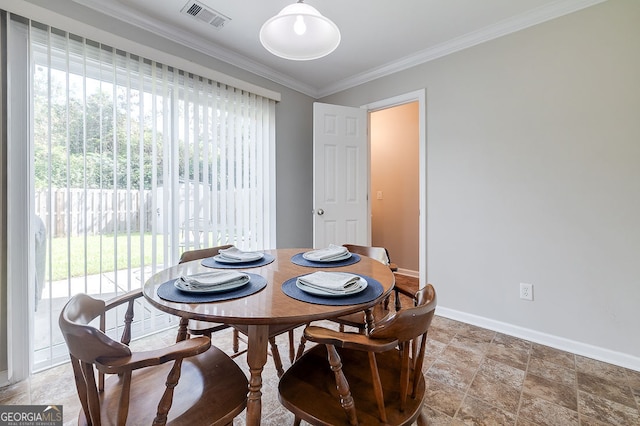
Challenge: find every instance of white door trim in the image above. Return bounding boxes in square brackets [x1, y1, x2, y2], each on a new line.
[361, 89, 426, 286]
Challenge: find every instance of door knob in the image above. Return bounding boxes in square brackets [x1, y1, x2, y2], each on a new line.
[316, 209, 324, 216]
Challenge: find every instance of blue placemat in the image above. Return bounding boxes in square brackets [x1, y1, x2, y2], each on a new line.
[201, 253, 275, 269]
[281, 274, 383, 306]
[157, 273, 267, 303]
[290, 252, 361, 268]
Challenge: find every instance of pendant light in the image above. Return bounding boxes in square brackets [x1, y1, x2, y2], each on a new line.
[259, 1, 341, 61]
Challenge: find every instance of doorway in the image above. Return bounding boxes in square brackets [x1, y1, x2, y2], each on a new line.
[363, 89, 426, 282]
[311, 90, 426, 283]
[370, 102, 420, 275]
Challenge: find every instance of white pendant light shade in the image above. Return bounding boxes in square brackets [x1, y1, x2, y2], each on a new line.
[260, 1, 341, 61]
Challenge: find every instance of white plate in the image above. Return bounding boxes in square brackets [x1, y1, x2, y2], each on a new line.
[302, 251, 352, 263]
[213, 252, 264, 264]
[295, 277, 368, 297]
[174, 275, 250, 293]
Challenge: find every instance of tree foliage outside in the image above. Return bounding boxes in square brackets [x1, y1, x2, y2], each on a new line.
[32, 69, 225, 192]
[30, 56, 261, 242]
[32, 67, 166, 191]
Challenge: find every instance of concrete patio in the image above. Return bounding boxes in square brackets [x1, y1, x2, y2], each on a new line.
[33, 265, 174, 371]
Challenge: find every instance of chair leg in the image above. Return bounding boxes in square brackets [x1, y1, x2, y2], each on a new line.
[295, 334, 307, 361]
[416, 409, 428, 426]
[293, 416, 302, 426]
[326, 344, 358, 425]
[288, 330, 295, 362]
[232, 328, 240, 353]
[269, 337, 285, 378]
[154, 359, 184, 426]
[177, 317, 189, 342]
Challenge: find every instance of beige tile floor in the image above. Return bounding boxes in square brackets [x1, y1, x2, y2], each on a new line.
[2, 291, 639, 425]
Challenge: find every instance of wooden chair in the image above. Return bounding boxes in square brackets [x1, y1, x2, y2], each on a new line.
[331, 244, 411, 333]
[179, 245, 235, 342]
[59, 290, 247, 426]
[343, 244, 419, 312]
[180, 245, 302, 377]
[342, 244, 398, 273]
[278, 284, 437, 426]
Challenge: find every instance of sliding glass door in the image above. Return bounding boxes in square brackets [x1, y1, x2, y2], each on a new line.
[7, 15, 276, 374]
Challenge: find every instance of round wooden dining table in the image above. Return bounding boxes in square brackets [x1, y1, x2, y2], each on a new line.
[142, 247, 395, 425]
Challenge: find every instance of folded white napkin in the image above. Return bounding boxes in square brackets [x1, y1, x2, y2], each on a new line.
[303, 244, 349, 261]
[297, 271, 362, 293]
[178, 271, 249, 289]
[218, 246, 263, 261]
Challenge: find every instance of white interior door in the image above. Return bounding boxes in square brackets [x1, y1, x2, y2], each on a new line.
[313, 102, 369, 248]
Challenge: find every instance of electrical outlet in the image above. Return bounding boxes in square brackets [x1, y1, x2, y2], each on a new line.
[520, 283, 533, 301]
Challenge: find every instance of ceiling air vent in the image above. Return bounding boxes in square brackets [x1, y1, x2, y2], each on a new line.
[181, 1, 231, 29]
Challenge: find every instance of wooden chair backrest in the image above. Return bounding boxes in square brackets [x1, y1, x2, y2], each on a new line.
[279, 285, 437, 424]
[59, 291, 143, 424]
[370, 284, 436, 419]
[58, 293, 132, 363]
[342, 243, 391, 266]
[59, 290, 249, 426]
[178, 244, 233, 264]
[178, 244, 235, 337]
[369, 284, 437, 342]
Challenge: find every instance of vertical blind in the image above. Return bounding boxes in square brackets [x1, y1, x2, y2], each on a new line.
[21, 18, 276, 370]
[32, 23, 276, 254]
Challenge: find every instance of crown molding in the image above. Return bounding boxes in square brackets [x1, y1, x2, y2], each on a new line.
[60, 0, 606, 99]
[71, 0, 320, 97]
[318, 0, 608, 98]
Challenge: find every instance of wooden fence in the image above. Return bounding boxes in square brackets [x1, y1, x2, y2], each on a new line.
[35, 189, 155, 238]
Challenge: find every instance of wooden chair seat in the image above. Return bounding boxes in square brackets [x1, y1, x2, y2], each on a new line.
[59, 290, 248, 426]
[279, 345, 426, 425]
[80, 345, 247, 425]
[278, 285, 437, 426]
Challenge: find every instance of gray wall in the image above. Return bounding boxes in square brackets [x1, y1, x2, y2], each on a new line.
[321, 0, 640, 360]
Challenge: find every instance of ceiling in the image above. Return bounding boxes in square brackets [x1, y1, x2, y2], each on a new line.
[72, 0, 603, 98]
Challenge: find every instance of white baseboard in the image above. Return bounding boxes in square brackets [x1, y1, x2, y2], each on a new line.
[436, 306, 640, 372]
[396, 268, 418, 278]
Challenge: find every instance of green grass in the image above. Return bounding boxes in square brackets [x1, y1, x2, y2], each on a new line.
[48, 233, 165, 281]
